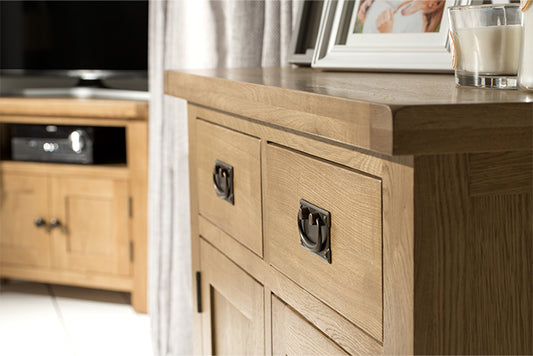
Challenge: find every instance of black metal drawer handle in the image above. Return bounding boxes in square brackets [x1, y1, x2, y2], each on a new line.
[297, 199, 331, 263]
[212, 160, 234, 205]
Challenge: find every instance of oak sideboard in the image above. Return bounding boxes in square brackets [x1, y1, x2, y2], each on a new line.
[166, 68, 532, 355]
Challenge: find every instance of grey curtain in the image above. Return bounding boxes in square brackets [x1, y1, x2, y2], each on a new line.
[148, 1, 296, 355]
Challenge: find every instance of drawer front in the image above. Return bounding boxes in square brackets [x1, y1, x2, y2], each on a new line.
[196, 119, 263, 256]
[265, 144, 383, 341]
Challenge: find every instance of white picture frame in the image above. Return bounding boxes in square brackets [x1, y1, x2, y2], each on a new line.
[288, 0, 325, 65]
[312, 0, 473, 72]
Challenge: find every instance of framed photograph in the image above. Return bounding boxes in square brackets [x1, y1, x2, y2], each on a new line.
[289, 0, 325, 65]
[312, 0, 472, 71]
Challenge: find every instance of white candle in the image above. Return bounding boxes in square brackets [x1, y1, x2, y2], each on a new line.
[455, 25, 522, 75]
[518, 3, 533, 90]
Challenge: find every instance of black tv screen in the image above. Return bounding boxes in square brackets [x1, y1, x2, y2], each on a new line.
[0, 1, 148, 76]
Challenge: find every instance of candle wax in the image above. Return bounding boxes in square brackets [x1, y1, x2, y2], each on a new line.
[455, 25, 522, 75]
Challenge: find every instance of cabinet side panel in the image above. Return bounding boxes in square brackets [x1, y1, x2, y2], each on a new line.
[414, 154, 533, 354]
[128, 120, 149, 313]
[188, 105, 203, 356]
[382, 158, 415, 354]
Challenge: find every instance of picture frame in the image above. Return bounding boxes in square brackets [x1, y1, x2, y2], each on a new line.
[289, 0, 325, 65]
[312, 0, 473, 72]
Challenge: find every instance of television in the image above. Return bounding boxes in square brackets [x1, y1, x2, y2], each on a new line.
[0, 1, 149, 99]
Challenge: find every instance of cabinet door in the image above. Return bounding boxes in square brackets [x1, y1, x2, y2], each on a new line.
[200, 239, 264, 356]
[272, 296, 349, 356]
[0, 173, 50, 267]
[50, 176, 130, 276]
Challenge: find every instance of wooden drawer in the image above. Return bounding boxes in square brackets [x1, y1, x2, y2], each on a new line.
[264, 144, 383, 341]
[196, 119, 263, 257]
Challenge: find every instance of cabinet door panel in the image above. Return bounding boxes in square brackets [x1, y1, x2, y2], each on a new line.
[272, 295, 349, 356]
[200, 239, 264, 356]
[0, 173, 50, 267]
[50, 177, 130, 276]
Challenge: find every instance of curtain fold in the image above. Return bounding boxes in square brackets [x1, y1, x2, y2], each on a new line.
[148, 2, 296, 355]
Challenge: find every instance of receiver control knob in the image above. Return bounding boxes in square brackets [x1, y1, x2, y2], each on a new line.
[69, 130, 87, 153]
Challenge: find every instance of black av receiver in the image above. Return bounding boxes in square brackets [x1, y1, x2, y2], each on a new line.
[11, 124, 126, 165]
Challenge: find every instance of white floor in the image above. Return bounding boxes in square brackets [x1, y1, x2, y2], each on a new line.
[0, 280, 153, 356]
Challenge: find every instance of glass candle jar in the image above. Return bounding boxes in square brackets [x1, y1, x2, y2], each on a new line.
[518, 0, 533, 91]
[448, 4, 522, 89]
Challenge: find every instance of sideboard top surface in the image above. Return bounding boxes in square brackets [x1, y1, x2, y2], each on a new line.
[167, 67, 533, 106]
[165, 67, 533, 155]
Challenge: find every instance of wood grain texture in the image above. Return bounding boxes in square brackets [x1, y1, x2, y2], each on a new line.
[192, 106, 407, 354]
[467, 151, 533, 196]
[264, 143, 383, 341]
[50, 176, 130, 276]
[0, 98, 148, 313]
[198, 215, 267, 283]
[381, 157, 415, 354]
[196, 119, 263, 257]
[166, 70, 385, 153]
[200, 239, 264, 356]
[127, 121, 149, 313]
[0, 173, 50, 268]
[0, 264, 132, 291]
[180, 73, 533, 354]
[188, 105, 204, 355]
[0, 161, 128, 179]
[269, 268, 384, 356]
[165, 68, 533, 155]
[199, 215, 383, 355]
[0, 115, 133, 127]
[167, 67, 532, 106]
[190, 105, 389, 177]
[272, 295, 350, 356]
[393, 104, 533, 154]
[0, 98, 148, 120]
[414, 154, 532, 354]
[264, 288, 273, 356]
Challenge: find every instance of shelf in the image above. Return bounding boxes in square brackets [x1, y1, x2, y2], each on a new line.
[0, 160, 129, 179]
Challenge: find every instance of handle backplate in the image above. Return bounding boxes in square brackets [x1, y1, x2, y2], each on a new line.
[297, 199, 331, 263]
[213, 160, 234, 205]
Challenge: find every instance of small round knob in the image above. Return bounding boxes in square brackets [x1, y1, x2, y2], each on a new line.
[69, 130, 87, 153]
[34, 218, 46, 227]
[49, 218, 62, 229]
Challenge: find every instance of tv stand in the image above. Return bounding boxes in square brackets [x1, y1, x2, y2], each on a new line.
[0, 97, 149, 313]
